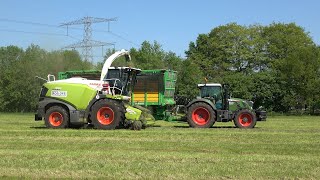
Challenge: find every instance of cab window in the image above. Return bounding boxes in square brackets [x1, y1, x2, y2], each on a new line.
[200, 86, 222, 100]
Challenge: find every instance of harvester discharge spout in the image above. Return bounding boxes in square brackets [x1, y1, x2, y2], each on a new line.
[100, 49, 131, 81]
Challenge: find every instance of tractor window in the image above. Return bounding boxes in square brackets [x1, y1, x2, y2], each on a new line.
[105, 69, 120, 79]
[104, 69, 128, 83]
[104, 69, 129, 95]
[200, 86, 222, 100]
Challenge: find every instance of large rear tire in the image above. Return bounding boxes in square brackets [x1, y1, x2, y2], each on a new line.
[234, 109, 256, 128]
[187, 102, 215, 128]
[91, 99, 125, 130]
[45, 106, 69, 128]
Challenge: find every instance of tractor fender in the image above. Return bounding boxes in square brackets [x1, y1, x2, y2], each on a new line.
[38, 97, 77, 115]
[85, 95, 105, 116]
[186, 98, 217, 111]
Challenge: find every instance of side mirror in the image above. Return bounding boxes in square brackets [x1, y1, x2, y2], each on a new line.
[222, 84, 230, 98]
[222, 84, 229, 89]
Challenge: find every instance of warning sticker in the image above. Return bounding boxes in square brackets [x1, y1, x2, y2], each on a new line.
[51, 90, 67, 97]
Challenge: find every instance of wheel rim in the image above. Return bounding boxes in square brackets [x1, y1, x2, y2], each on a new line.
[238, 113, 253, 127]
[49, 112, 63, 127]
[97, 107, 114, 125]
[192, 107, 210, 125]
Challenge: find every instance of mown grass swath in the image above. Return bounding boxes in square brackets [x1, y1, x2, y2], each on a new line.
[0, 113, 319, 179]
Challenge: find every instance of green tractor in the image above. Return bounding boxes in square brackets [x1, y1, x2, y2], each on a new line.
[35, 50, 147, 130]
[186, 83, 266, 128]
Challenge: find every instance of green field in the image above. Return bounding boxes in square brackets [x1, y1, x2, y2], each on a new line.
[0, 113, 319, 179]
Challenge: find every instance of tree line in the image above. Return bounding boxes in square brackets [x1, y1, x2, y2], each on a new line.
[182, 23, 320, 114]
[0, 22, 319, 113]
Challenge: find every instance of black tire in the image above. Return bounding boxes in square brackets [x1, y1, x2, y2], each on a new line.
[187, 102, 216, 128]
[91, 99, 125, 130]
[45, 106, 69, 128]
[234, 109, 257, 128]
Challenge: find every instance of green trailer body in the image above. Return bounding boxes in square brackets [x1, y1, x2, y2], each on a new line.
[131, 69, 177, 120]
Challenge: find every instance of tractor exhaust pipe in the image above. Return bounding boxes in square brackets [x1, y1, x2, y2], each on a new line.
[223, 84, 230, 110]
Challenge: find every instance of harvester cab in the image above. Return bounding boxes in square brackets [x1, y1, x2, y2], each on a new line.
[35, 49, 146, 130]
[103, 67, 141, 96]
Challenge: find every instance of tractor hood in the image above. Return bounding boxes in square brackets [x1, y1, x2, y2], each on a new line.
[229, 98, 253, 111]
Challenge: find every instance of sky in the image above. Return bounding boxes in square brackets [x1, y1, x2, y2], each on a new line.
[0, 0, 319, 62]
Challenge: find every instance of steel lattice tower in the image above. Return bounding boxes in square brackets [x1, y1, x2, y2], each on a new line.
[61, 16, 117, 62]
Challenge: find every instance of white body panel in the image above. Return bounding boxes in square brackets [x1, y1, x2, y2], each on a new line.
[47, 77, 110, 93]
[198, 83, 222, 87]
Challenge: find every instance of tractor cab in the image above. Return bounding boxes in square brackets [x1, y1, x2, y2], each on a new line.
[198, 83, 225, 110]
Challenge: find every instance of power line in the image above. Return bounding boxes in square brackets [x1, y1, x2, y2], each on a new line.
[0, 28, 65, 36]
[0, 17, 140, 61]
[0, 18, 139, 47]
[0, 18, 82, 31]
[109, 31, 139, 47]
[0, 18, 113, 32]
[0, 28, 81, 40]
[0, 28, 114, 58]
[0, 18, 58, 28]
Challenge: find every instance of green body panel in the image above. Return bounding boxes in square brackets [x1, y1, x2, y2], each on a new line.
[124, 105, 142, 121]
[44, 82, 96, 110]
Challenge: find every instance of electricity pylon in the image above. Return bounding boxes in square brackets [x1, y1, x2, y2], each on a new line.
[61, 16, 117, 62]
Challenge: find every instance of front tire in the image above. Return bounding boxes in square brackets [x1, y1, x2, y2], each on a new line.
[187, 102, 215, 128]
[45, 106, 69, 128]
[91, 99, 125, 130]
[234, 110, 256, 128]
